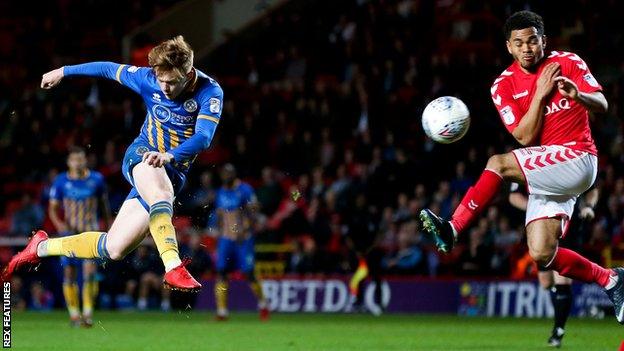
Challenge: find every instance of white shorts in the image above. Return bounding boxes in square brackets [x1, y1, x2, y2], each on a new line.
[512, 145, 597, 234]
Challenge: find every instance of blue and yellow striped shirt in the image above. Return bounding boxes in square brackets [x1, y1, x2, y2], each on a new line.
[63, 62, 223, 169]
[49, 171, 106, 233]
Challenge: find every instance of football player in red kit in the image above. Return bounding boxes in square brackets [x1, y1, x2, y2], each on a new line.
[419, 10, 624, 324]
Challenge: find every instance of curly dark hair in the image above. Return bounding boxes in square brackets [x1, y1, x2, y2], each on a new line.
[503, 10, 544, 39]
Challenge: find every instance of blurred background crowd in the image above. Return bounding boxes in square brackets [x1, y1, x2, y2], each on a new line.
[2, 0, 624, 310]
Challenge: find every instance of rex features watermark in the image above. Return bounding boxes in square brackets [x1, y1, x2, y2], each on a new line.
[3, 282, 10, 348]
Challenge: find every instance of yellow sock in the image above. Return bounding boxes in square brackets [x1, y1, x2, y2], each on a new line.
[215, 281, 228, 313]
[349, 258, 369, 296]
[250, 280, 266, 308]
[62, 282, 80, 318]
[44, 232, 108, 259]
[149, 201, 181, 272]
[82, 280, 98, 316]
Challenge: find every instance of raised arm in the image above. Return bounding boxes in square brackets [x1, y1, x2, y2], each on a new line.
[41, 62, 148, 93]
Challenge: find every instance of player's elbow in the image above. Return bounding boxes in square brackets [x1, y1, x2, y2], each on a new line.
[198, 132, 213, 149]
[596, 99, 608, 114]
[513, 133, 533, 146]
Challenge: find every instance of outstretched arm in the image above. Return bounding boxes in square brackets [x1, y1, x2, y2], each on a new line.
[41, 62, 147, 93]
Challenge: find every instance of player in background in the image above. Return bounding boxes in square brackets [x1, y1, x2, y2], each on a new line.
[345, 193, 384, 315]
[214, 164, 268, 321]
[509, 183, 599, 347]
[4, 36, 223, 293]
[419, 10, 624, 324]
[49, 147, 112, 327]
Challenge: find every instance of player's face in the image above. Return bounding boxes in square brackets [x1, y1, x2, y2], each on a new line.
[156, 70, 190, 100]
[506, 27, 546, 70]
[67, 152, 87, 173]
[221, 168, 235, 186]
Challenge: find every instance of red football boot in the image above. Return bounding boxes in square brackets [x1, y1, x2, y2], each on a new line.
[2, 230, 48, 280]
[259, 306, 270, 321]
[163, 259, 202, 292]
[214, 314, 229, 322]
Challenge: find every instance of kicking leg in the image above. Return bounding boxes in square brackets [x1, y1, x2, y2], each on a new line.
[3, 199, 149, 279]
[420, 152, 522, 252]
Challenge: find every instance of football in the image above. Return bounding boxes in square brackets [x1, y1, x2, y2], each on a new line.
[421, 96, 471, 144]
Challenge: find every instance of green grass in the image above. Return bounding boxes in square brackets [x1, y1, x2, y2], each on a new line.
[9, 311, 624, 350]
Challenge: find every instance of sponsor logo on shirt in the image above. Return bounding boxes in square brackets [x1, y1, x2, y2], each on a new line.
[151, 105, 195, 125]
[209, 98, 221, 114]
[544, 98, 571, 116]
[152, 93, 161, 102]
[512, 90, 529, 100]
[128, 66, 140, 73]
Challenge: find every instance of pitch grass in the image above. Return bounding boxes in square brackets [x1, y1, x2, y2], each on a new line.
[10, 311, 624, 350]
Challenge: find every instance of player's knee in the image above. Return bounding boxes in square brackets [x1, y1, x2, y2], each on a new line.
[529, 245, 556, 266]
[152, 189, 174, 203]
[106, 245, 127, 261]
[486, 154, 505, 173]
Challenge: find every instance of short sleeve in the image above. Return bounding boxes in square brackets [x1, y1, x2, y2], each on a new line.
[563, 53, 602, 94]
[492, 79, 523, 133]
[49, 177, 64, 201]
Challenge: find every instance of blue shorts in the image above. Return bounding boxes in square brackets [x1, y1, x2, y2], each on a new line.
[216, 236, 255, 274]
[57, 231, 95, 267]
[121, 138, 188, 211]
[60, 256, 83, 267]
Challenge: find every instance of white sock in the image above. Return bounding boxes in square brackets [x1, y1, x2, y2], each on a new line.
[164, 258, 182, 273]
[137, 298, 148, 310]
[36, 241, 48, 257]
[605, 273, 619, 290]
[217, 308, 228, 317]
[449, 223, 458, 240]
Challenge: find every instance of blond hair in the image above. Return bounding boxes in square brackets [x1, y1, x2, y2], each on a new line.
[148, 35, 194, 78]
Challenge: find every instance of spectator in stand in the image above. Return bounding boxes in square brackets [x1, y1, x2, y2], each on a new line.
[10, 194, 45, 237]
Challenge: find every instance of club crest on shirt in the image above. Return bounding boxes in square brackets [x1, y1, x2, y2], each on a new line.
[136, 146, 149, 156]
[183, 99, 198, 113]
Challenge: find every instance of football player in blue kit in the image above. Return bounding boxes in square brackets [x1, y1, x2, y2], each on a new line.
[214, 164, 268, 321]
[5, 36, 222, 292]
[49, 147, 111, 327]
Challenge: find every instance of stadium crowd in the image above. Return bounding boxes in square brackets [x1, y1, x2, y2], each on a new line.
[2, 0, 624, 309]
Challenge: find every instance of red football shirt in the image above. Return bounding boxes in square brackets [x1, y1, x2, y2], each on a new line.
[491, 51, 602, 155]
